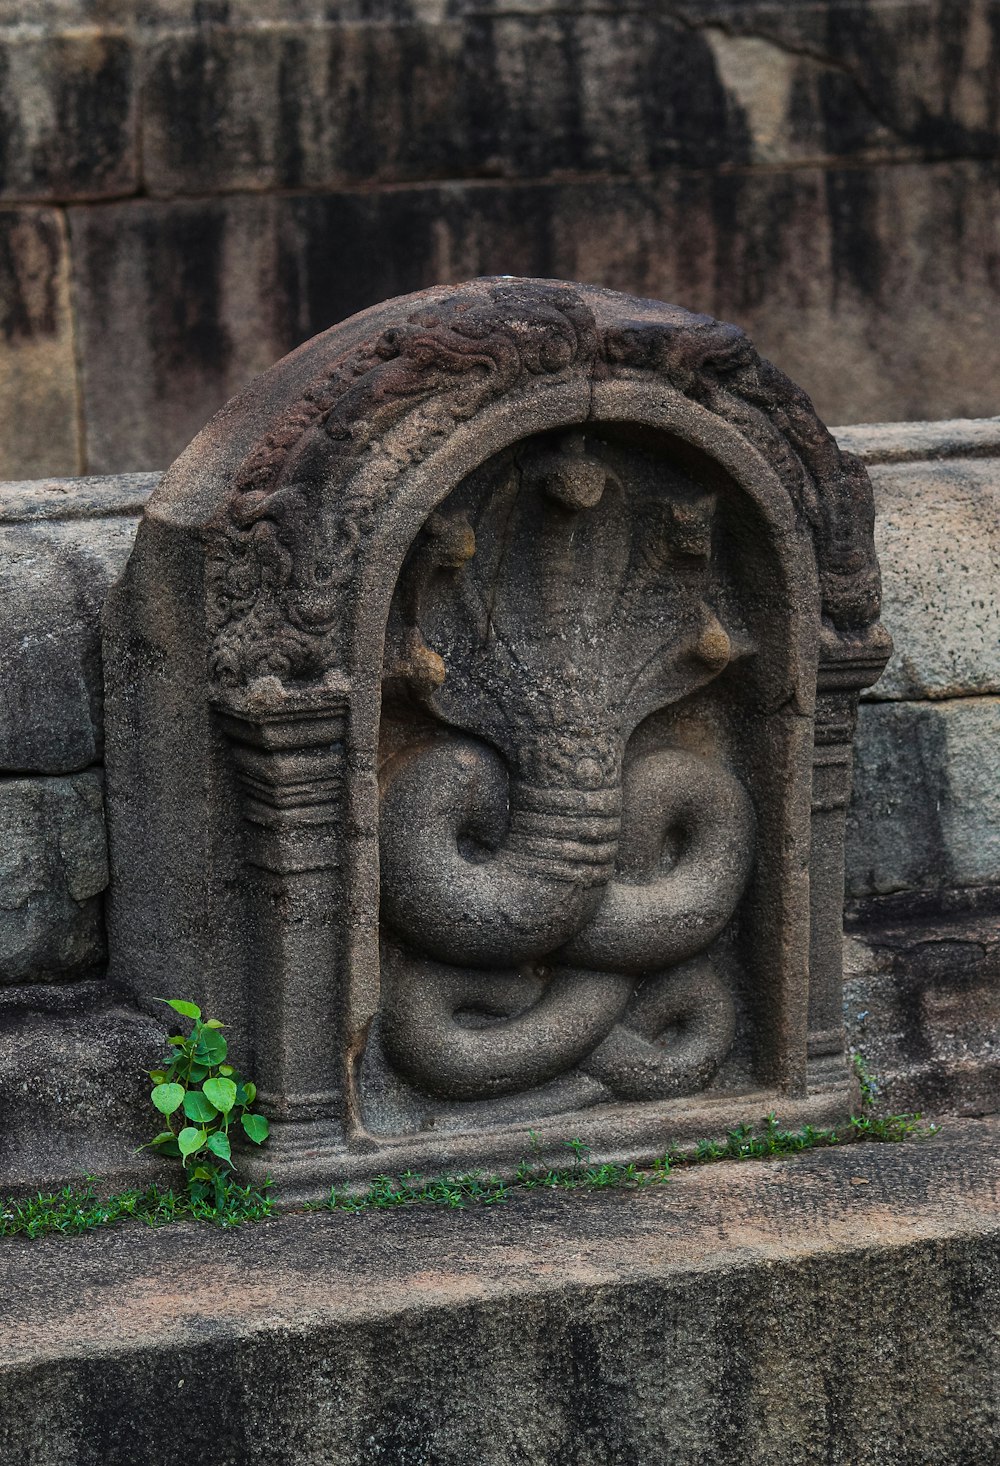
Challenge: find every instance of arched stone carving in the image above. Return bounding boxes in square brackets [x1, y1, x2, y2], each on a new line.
[104, 278, 889, 1197]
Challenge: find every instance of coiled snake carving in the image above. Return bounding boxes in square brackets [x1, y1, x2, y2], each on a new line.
[378, 432, 756, 1104]
[381, 741, 753, 1101]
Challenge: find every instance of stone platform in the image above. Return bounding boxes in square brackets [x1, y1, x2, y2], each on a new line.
[3, 1117, 1000, 1465]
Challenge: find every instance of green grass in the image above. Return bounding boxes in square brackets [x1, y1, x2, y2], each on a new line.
[2, 1057, 937, 1237]
[307, 1094, 938, 1214]
[0, 1174, 273, 1240]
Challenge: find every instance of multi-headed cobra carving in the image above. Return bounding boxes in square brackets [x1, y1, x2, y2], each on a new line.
[378, 433, 755, 1105]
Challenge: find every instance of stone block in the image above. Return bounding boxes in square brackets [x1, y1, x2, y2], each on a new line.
[846, 697, 1000, 899]
[863, 454, 1000, 699]
[70, 195, 292, 472]
[0, 207, 80, 478]
[3, 1119, 1000, 1463]
[0, 981, 165, 1191]
[686, 0, 1000, 164]
[0, 516, 141, 773]
[134, 15, 763, 195]
[70, 159, 1000, 471]
[138, 3, 1000, 196]
[0, 469, 158, 524]
[0, 30, 135, 200]
[0, 771, 108, 985]
[844, 902, 1000, 1118]
[836, 416, 1000, 466]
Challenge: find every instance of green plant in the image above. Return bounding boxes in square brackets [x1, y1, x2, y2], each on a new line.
[143, 998, 270, 1202]
[0, 1175, 273, 1239]
[853, 1052, 880, 1110]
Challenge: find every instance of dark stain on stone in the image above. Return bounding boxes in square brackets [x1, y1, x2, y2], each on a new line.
[140, 205, 232, 381]
[708, 171, 745, 309]
[0, 210, 61, 344]
[457, 19, 508, 178]
[147, 33, 232, 179]
[282, 193, 437, 343]
[193, 0, 231, 22]
[816, 64, 884, 157]
[49, 37, 133, 195]
[0, 47, 10, 194]
[276, 33, 307, 190]
[824, 167, 885, 304]
[642, 18, 753, 172]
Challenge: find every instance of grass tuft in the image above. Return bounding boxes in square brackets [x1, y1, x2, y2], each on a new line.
[0, 1174, 273, 1240]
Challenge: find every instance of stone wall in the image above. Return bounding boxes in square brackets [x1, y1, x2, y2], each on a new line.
[835, 420, 1000, 1116]
[2, 0, 1000, 478]
[1, 417, 996, 1153]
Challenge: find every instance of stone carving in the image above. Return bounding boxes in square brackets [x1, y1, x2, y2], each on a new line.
[377, 432, 754, 1108]
[205, 281, 881, 693]
[104, 277, 890, 1198]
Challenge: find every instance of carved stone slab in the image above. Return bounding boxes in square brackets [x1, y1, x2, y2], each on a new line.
[103, 279, 889, 1196]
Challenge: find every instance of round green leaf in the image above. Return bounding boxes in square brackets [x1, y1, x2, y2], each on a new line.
[206, 1132, 232, 1163]
[159, 998, 202, 1020]
[241, 1113, 269, 1145]
[195, 1028, 227, 1066]
[183, 1090, 218, 1123]
[151, 1082, 184, 1116]
[148, 1070, 167, 1085]
[218, 1065, 234, 1077]
[203, 1077, 237, 1114]
[178, 1126, 206, 1159]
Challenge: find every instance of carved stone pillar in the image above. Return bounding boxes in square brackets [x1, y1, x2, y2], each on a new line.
[212, 683, 349, 1156]
[808, 627, 892, 1086]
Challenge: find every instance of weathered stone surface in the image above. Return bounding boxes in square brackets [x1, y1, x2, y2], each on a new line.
[846, 697, 1000, 899]
[0, 207, 79, 478]
[1, 0, 1000, 472]
[70, 159, 1000, 470]
[0, 516, 139, 773]
[865, 455, 1000, 700]
[838, 420, 1000, 700]
[845, 901, 1000, 1118]
[0, 30, 135, 200]
[836, 415, 1000, 466]
[132, 3, 1000, 195]
[3, 1119, 1000, 1464]
[0, 469, 157, 523]
[103, 276, 886, 1197]
[0, 980, 164, 1191]
[70, 195, 288, 473]
[0, 772, 108, 984]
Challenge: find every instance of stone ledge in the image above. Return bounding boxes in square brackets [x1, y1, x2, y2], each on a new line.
[2, 1118, 1000, 1464]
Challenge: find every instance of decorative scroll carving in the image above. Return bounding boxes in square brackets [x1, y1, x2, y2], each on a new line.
[205, 279, 882, 693]
[206, 282, 598, 689]
[376, 433, 755, 1106]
